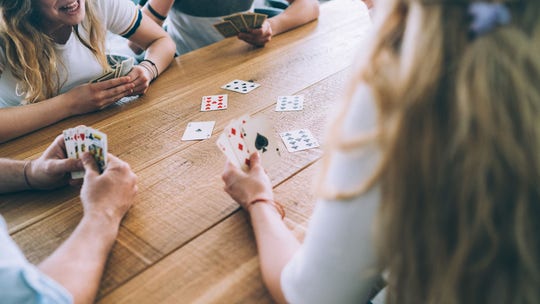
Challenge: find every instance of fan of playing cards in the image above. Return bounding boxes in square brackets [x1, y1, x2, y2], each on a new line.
[63, 126, 108, 179]
[213, 12, 268, 37]
[90, 57, 134, 83]
[217, 115, 281, 171]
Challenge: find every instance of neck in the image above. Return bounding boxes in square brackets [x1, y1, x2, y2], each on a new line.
[49, 25, 73, 44]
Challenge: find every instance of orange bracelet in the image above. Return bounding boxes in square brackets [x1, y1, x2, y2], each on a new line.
[249, 198, 286, 220]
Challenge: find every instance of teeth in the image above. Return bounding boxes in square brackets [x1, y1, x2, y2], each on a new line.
[61, 1, 78, 10]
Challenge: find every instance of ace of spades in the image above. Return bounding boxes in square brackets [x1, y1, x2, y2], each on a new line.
[242, 116, 281, 166]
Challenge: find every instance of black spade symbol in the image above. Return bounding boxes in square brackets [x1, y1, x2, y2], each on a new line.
[255, 133, 269, 152]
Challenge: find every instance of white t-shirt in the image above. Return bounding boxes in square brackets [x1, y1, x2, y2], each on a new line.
[165, 4, 254, 55]
[281, 83, 384, 303]
[0, 0, 141, 107]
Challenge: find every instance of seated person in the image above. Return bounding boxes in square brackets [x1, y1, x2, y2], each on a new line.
[221, 0, 540, 303]
[0, 134, 137, 303]
[131, 0, 320, 55]
[0, 0, 176, 143]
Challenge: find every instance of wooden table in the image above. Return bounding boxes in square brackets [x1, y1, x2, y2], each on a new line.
[0, 1, 371, 302]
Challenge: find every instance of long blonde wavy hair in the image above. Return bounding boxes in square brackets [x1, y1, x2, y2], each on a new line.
[321, 0, 540, 303]
[0, 0, 109, 103]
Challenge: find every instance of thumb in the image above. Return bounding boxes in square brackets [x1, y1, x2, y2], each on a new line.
[46, 158, 83, 175]
[249, 152, 262, 168]
[81, 153, 99, 178]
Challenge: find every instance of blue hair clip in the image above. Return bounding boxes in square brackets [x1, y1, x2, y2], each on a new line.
[469, 2, 511, 37]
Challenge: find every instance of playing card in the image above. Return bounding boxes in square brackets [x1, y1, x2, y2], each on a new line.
[242, 12, 257, 28]
[181, 121, 215, 141]
[90, 70, 114, 83]
[85, 128, 108, 173]
[216, 133, 240, 167]
[64, 127, 85, 179]
[279, 129, 320, 152]
[223, 13, 249, 32]
[221, 79, 260, 94]
[225, 119, 250, 170]
[63, 128, 78, 166]
[118, 57, 134, 77]
[213, 20, 239, 37]
[275, 95, 304, 111]
[201, 94, 228, 112]
[242, 116, 281, 166]
[63, 125, 108, 179]
[254, 13, 268, 28]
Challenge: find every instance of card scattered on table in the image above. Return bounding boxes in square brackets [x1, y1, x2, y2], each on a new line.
[221, 79, 260, 94]
[182, 121, 216, 141]
[90, 57, 134, 83]
[217, 115, 281, 171]
[63, 125, 108, 179]
[201, 94, 228, 111]
[275, 95, 304, 111]
[279, 129, 320, 152]
[213, 12, 268, 37]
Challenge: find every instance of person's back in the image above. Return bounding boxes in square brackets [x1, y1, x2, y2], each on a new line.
[363, 0, 540, 302]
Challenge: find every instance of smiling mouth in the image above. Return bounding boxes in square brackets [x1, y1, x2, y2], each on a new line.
[60, 1, 80, 12]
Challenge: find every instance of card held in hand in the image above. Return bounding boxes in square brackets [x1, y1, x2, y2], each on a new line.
[213, 20, 239, 38]
[217, 115, 281, 171]
[242, 116, 281, 166]
[63, 125, 108, 179]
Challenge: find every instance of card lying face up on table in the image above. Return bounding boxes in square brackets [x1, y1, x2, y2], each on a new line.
[217, 115, 281, 171]
[63, 125, 108, 179]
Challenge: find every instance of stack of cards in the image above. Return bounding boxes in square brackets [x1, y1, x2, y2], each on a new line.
[90, 57, 134, 83]
[63, 126, 108, 179]
[213, 12, 268, 37]
[217, 115, 281, 171]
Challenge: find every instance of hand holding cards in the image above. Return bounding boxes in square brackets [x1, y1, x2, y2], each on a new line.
[63, 126, 108, 179]
[213, 12, 268, 37]
[217, 115, 281, 171]
[90, 57, 134, 83]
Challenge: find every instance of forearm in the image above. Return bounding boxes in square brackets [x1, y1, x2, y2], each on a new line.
[250, 203, 301, 304]
[0, 97, 72, 143]
[143, 36, 176, 78]
[0, 159, 29, 193]
[269, 0, 320, 35]
[38, 214, 120, 304]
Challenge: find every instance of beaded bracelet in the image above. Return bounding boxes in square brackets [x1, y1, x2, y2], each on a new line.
[146, 3, 167, 21]
[23, 160, 34, 190]
[249, 198, 286, 220]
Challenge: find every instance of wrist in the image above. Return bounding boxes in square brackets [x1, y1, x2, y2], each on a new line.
[82, 210, 122, 235]
[248, 198, 285, 220]
[23, 160, 34, 190]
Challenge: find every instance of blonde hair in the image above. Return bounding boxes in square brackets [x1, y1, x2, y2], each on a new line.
[321, 0, 540, 303]
[0, 0, 109, 103]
